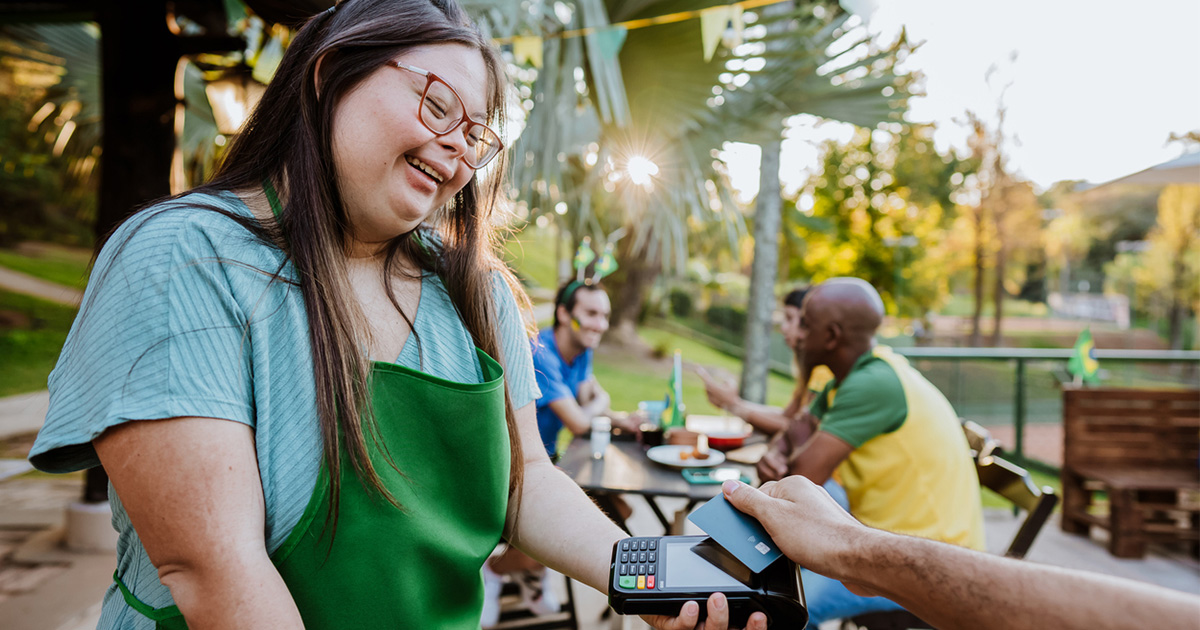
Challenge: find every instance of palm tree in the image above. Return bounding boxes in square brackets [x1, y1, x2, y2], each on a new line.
[474, 0, 913, 351]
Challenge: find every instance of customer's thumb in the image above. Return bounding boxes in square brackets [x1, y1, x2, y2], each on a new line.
[722, 480, 770, 518]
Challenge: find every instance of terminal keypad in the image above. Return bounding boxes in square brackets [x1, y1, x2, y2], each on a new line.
[616, 537, 659, 590]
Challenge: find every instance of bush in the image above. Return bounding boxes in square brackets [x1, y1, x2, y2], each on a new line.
[705, 304, 748, 336]
[667, 289, 694, 318]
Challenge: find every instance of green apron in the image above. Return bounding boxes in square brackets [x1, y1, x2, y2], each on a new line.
[115, 350, 511, 628]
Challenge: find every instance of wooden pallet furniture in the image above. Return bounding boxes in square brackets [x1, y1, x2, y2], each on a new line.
[1061, 386, 1200, 558]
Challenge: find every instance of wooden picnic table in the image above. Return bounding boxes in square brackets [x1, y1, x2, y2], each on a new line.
[556, 436, 759, 534]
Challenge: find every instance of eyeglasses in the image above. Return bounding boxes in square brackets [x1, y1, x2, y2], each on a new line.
[388, 61, 503, 169]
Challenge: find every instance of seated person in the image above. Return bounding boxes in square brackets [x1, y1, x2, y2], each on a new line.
[482, 280, 631, 626]
[763, 278, 985, 628]
[699, 287, 834, 436]
[531, 280, 635, 457]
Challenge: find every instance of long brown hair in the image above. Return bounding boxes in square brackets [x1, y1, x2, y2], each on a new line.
[192, 0, 526, 523]
[783, 287, 812, 415]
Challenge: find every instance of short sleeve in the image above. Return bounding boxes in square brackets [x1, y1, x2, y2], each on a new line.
[491, 273, 540, 409]
[816, 359, 907, 449]
[30, 207, 256, 473]
[531, 340, 573, 409]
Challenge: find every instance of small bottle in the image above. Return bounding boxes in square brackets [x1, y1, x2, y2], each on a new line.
[591, 416, 612, 459]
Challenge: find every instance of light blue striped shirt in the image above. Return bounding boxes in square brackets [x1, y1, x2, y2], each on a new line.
[29, 190, 539, 628]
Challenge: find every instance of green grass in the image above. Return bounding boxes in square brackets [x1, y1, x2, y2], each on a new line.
[502, 225, 559, 291]
[0, 289, 77, 396]
[0, 245, 91, 289]
[939, 294, 1049, 318]
[593, 327, 799, 416]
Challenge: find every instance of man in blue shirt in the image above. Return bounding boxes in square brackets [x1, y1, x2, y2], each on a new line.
[531, 280, 626, 458]
[482, 281, 625, 626]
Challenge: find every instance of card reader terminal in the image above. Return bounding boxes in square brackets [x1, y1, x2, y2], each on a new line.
[608, 535, 807, 628]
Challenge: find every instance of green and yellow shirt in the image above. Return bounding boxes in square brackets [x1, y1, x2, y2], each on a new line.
[811, 346, 985, 550]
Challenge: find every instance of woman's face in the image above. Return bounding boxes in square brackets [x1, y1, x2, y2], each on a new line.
[781, 304, 803, 351]
[331, 43, 490, 253]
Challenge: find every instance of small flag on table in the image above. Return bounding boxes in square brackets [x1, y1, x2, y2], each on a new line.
[667, 349, 684, 428]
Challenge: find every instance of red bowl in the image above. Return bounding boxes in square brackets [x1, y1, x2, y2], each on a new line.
[685, 415, 752, 451]
[707, 433, 750, 451]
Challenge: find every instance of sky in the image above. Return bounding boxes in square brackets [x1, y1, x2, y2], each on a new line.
[722, 0, 1200, 201]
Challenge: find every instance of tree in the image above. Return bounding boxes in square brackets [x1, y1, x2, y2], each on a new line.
[0, 23, 101, 246]
[740, 0, 792, 404]
[481, 0, 914, 346]
[788, 124, 973, 318]
[1106, 185, 1200, 349]
[956, 109, 1040, 346]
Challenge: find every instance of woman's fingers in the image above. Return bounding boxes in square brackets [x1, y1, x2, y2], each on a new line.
[643, 600, 700, 629]
[700, 592, 729, 629]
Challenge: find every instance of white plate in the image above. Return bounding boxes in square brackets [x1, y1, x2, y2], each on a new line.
[685, 415, 752, 438]
[645, 445, 727, 469]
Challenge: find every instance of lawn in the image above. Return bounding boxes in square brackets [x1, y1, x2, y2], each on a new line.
[502, 224, 559, 291]
[939, 294, 1049, 318]
[593, 327, 800, 417]
[0, 289, 77, 397]
[0, 244, 92, 289]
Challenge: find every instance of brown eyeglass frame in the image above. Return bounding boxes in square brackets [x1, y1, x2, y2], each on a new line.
[388, 61, 503, 169]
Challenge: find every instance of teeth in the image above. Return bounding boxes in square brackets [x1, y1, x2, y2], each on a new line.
[406, 156, 444, 183]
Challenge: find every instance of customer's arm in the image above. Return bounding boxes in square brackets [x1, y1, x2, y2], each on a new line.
[723, 477, 1200, 630]
[547, 379, 610, 435]
[504, 402, 766, 630]
[96, 418, 303, 630]
[784, 430, 852, 484]
[699, 370, 789, 435]
[756, 412, 822, 483]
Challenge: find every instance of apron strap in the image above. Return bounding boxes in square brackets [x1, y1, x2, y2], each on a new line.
[113, 570, 183, 622]
[263, 178, 283, 220]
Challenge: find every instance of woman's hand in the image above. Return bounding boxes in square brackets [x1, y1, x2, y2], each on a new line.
[698, 368, 741, 413]
[640, 593, 769, 630]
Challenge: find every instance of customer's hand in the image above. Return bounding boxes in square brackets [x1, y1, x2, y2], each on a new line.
[721, 477, 865, 580]
[641, 592, 768, 630]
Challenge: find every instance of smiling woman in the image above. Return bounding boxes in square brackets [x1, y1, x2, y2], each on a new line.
[24, 1, 750, 629]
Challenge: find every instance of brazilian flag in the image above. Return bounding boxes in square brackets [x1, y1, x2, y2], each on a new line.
[1067, 327, 1100, 384]
[667, 349, 684, 428]
[573, 237, 596, 271]
[592, 244, 619, 281]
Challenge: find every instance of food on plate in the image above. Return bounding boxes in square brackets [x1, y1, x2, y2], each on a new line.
[692, 435, 710, 460]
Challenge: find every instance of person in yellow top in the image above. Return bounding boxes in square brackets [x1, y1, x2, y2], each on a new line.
[699, 287, 834, 435]
[765, 278, 985, 628]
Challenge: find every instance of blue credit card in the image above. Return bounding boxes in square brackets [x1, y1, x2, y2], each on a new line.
[687, 494, 784, 574]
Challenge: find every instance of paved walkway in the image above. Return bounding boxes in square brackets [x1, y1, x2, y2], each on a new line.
[0, 267, 82, 307]
[0, 392, 50, 442]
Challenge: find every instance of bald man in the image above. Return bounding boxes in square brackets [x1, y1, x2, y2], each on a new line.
[762, 279, 985, 628]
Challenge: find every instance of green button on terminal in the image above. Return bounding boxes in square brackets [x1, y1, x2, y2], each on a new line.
[619, 575, 636, 589]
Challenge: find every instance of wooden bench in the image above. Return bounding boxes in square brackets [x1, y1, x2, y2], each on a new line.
[1061, 386, 1200, 558]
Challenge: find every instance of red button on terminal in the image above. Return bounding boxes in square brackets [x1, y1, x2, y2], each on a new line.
[647, 575, 655, 589]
